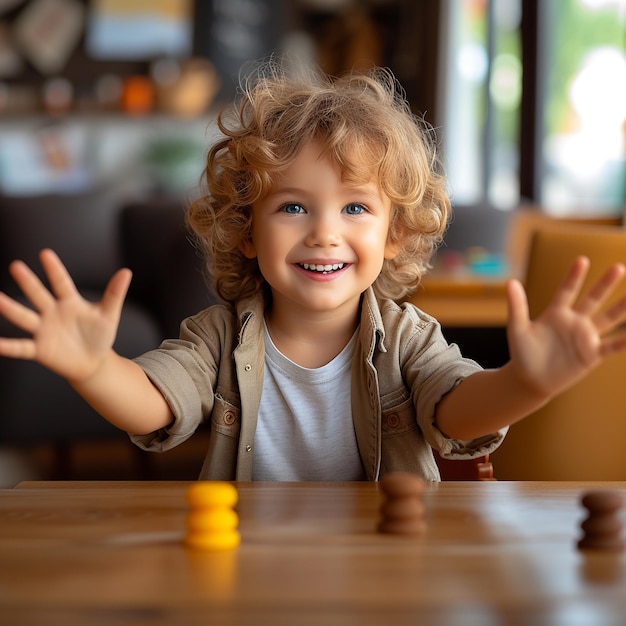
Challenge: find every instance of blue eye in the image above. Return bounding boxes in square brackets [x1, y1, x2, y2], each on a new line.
[281, 203, 305, 214]
[343, 203, 366, 215]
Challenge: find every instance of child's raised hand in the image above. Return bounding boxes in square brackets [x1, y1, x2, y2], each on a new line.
[0, 249, 132, 384]
[506, 256, 626, 401]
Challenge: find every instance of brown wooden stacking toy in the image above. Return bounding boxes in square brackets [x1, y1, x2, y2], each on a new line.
[377, 472, 427, 535]
[577, 490, 625, 551]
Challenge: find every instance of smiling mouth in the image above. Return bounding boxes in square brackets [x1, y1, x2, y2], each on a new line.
[298, 262, 346, 275]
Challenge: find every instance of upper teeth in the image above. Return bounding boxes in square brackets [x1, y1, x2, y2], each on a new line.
[301, 263, 345, 273]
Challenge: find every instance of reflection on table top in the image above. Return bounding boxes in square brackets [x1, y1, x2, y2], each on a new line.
[2, 480, 626, 624]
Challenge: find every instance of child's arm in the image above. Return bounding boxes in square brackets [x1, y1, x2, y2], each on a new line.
[435, 256, 626, 441]
[0, 249, 173, 435]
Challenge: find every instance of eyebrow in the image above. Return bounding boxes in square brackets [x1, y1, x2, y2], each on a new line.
[267, 184, 384, 202]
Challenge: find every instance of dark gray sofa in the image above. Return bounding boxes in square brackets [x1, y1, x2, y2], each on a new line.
[0, 190, 219, 475]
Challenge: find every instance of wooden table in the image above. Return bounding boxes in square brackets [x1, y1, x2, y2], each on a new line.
[2, 481, 626, 624]
[410, 275, 509, 327]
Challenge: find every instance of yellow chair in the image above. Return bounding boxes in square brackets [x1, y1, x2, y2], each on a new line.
[490, 224, 626, 480]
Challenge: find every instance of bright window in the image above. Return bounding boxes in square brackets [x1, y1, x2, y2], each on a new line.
[440, 0, 626, 215]
[540, 0, 626, 215]
[439, 0, 521, 210]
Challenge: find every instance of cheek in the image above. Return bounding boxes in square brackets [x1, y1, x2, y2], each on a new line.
[359, 223, 394, 255]
[250, 229, 285, 270]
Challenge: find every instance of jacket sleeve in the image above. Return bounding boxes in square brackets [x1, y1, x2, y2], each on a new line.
[129, 306, 228, 452]
[398, 303, 508, 459]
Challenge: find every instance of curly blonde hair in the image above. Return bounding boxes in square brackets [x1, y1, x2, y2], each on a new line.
[187, 62, 450, 304]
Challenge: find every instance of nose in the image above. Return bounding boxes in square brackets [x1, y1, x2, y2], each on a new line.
[304, 213, 342, 247]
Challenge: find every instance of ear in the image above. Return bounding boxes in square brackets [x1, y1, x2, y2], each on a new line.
[384, 242, 399, 260]
[384, 235, 400, 260]
[240, 237, 257, 259]
[384, 208, 402, 259]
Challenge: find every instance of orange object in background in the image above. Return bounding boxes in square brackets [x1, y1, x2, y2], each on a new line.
[121, 76, 154, 115]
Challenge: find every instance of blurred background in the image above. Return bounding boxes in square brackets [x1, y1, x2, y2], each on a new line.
[1, 0, 626, 485]
[0, 0, 624, 214]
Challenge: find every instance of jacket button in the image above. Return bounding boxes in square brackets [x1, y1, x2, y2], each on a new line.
[244, 364, 252, 372]
[223, 410, 236, 425]
[246, 444, 252, 452]
[386, 413, 400, 428]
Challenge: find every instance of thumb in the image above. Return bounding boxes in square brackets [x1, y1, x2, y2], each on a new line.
[100, 268, 132, 320]
[506, 278, 530, 337]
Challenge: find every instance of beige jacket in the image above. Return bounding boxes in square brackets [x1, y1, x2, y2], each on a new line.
[132, 287, 506, 481]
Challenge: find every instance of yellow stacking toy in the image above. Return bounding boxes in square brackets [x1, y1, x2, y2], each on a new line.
[185, 482, 240, 551]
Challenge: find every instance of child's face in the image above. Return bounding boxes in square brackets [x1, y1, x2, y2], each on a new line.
[242, 140, 397, 318]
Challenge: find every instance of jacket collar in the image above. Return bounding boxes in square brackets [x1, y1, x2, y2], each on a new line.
[360, 287, 387, 355]
[235, 292, 266, 345]
[234, 286, 386, 352]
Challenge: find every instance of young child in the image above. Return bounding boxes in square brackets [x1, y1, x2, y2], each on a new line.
[1, 63, 626, 482]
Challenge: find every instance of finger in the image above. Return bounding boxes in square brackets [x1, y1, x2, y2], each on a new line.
[599, 332, 626, 358]
[575, 262, 626, 317]
[594, 293, 626, 335]
[506, 278, 529, 331]
[100, 268, 133, 320]
[8, 259, 55, 313]
[0, 291, 40, 334]
[0, 337, 37, 360]
[39, 249, 80, 300]
[550, 256, 590, 309]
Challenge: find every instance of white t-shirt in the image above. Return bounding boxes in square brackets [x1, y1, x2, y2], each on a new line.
[252, 323, 366, 481]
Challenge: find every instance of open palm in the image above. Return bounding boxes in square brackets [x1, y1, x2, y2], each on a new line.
[0, 249, 131, 384]
[506, 256, 626, 400]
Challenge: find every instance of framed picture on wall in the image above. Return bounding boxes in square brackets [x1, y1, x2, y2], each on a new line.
[85, 0, 193, 60]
